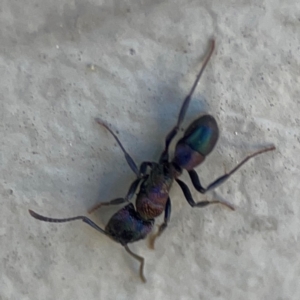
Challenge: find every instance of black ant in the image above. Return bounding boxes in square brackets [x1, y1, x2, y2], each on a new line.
[29, 40, 275, 282]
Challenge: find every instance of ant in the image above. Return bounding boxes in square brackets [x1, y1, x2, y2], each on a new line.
[29, 40, 275, 283]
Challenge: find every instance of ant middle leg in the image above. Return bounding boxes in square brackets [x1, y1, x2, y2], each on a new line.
[148, 197, 171, 249]
[88, 177, 144, 214]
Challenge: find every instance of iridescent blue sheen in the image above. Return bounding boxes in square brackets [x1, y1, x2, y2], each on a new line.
[105, 204, 154, 245]
[173, 144, 192, 167]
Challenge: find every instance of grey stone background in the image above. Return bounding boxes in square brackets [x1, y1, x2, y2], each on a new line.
[1, 0, 299, 299]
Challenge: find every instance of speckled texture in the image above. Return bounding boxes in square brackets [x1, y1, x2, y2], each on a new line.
[1, 0, 299, 299]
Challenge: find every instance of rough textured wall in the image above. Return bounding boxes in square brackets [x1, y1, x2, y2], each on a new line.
[1, 0, 299, 299]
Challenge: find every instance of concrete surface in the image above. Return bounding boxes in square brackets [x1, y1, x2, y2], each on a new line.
[1, 0, 299, 299]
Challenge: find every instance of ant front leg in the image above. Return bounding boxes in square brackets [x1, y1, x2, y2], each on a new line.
[188, 146, 276, 193]
[176, 179, 235, 210]
[159, 40, 215, 163]
[148, 197, 171, 249]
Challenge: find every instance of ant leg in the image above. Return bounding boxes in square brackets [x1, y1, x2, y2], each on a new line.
[95, 118, 139, 176]
[176, 179, 235, 210]
[188, 146, 276, 193]
[88, 198, 128, 214]
[188, 170, 206, 193]
[159, 40, 215, 163]
[88, 162, 156, 214]
[29, 210, 109, 235]
[148, 197, 171, 249]
[88, 177, 142, 214]
[124, 245, 146, 283]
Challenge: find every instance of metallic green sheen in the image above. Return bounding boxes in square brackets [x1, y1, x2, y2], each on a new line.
[186, 126, 214, 154]
[182, 115, 219, 156]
